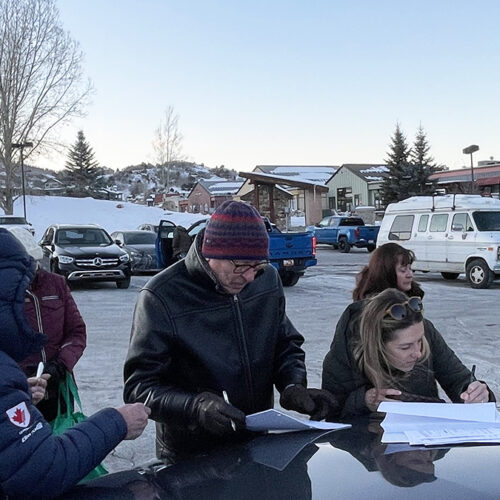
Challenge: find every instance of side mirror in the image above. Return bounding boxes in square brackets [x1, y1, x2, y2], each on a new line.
[115, 239, 122, 246]
[451, 223, 464, 232]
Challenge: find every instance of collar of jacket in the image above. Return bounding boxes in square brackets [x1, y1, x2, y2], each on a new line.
[184, 229, 228, 294]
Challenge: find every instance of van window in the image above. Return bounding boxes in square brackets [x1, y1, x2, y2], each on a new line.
[473, 211, 500, 231]
[429, 214, 448, 232]
[418, 215, 429, 232]
[388, 215, 414, 241]
[452, 213, 474, 232]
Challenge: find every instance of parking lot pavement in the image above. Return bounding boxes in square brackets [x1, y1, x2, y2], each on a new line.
[71, 246, 500, 472]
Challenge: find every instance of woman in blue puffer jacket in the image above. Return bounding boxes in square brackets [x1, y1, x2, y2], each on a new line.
[0, 228, 149, 499]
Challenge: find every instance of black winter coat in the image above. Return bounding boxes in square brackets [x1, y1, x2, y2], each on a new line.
[321, 301, 495, 419]
[123, 232, 307, 462]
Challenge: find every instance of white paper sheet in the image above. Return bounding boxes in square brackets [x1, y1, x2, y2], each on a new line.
[378, 401, 499, 422]
[245, 409, 351, 432]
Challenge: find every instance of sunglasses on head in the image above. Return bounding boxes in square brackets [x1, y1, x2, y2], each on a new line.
[384, 296, 424, 320]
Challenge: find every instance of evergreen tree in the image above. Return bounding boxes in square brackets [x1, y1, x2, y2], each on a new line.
[410, 125, 438, 195]
[382, 124, 413, 205]
[65, 130, 99, 192]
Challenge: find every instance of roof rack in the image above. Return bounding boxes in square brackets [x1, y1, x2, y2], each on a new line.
[431, 193, 457, 211]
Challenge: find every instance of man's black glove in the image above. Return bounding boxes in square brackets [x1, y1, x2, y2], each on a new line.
[280, 385, 340, 421]
[44, 358, 67, 383]
[188, 392, 246, 436]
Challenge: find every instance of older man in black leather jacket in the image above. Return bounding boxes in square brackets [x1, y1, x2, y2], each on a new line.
[123, 201, 337, 463]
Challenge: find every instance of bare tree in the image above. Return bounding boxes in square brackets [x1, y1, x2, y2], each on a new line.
[152, 106, 184, 191]
[0, 0, 92, 214]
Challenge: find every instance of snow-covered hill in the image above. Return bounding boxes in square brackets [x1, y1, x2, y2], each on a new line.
[5, 195, 207, 238]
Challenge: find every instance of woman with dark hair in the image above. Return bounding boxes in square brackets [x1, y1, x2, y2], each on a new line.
[352, 243, 423, 301]
[322, 289, 494, 418]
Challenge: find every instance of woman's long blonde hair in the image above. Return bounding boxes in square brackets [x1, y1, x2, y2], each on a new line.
[353, 288, 430, 389]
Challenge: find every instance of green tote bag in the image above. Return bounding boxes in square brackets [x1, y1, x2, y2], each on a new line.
[50, 372, 108, 482]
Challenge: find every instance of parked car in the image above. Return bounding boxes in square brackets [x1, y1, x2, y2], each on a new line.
[377, 194, 500, 288]
[62, 417, 500, 499]
[137, 223, 159, 233]
[0, 215, 35, 236]
[156, 217, 316, 286]
[38, 224, 132, 288]
[110, 230, 160, 273]
[308, 215, 379, 253]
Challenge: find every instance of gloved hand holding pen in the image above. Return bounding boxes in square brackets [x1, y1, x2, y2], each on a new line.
[188, 392, 246, 436]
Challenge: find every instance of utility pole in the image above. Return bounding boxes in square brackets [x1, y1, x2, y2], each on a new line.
[11, 142, 34, 219]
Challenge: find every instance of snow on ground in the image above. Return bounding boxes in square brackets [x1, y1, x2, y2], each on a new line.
[4, 195, 207, 238]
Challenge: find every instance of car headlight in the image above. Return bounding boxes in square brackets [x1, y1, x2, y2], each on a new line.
[119, 253, 130, 263]
[129, 251, 142, 261]
[58, 255, 74, 264]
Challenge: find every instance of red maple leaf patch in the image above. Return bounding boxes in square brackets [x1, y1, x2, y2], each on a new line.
[12, 407, 25, 424]
[6, 401, 31, 427]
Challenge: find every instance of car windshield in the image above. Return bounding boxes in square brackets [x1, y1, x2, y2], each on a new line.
[0, 216, 27, 224]
[124, 232, 156, 245]
[56, 228, 112, 246]
[472, 211, 500, 231]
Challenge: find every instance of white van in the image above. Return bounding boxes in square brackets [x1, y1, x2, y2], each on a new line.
[377, 194, 500, 288]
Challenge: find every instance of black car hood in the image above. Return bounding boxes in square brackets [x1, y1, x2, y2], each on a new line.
[57, 244, 126, 257]
[61, 418, 500, 499]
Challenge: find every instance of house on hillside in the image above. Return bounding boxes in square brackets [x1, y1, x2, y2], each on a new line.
[236, 165, 336, 228]
[430, 162, 500, 198]
[326, 164, 389, 213]
[29, 175, 65, 196]
[186, 178, 244, 214]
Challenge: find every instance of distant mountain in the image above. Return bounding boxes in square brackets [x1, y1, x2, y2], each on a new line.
[23, 161, 240, 202]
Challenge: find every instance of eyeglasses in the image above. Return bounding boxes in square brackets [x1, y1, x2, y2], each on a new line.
[230, 260, 270, 274]
[384, 296, 424, 320]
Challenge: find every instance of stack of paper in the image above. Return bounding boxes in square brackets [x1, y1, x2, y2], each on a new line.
[378, 401, 500, 446]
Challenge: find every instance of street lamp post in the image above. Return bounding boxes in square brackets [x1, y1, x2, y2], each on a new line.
[462, 144, 479, 194]
[11, 141, 33, 219]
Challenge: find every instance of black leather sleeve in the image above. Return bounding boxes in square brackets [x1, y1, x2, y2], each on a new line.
[123, 288, 195, 423]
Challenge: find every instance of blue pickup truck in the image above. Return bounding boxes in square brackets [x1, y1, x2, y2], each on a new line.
[156, 217, 316, 286]
[308, 215, 379, 253]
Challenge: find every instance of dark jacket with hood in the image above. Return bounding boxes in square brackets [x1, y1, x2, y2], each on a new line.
[123, 230, 307, 462]
[0, 228, 127, 499]
[321, 301, 496, 419]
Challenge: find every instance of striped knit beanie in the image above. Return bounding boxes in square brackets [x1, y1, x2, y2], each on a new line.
[202, 201, 270, 260]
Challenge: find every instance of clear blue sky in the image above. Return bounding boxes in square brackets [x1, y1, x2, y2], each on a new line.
[44, 0, 500, 173]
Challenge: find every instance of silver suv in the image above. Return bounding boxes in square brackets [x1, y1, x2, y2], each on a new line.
[0, 215, 35, 236]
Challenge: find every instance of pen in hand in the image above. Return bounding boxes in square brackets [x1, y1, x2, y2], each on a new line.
[469, 364, 476, 386]
[36, 362, 44, 379]
[222, 390, 237, 431]
[144, 391, 153, 408]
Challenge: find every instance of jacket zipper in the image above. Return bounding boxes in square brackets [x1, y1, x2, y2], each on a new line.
[232, 294, 255, 406]
[25, 290, 47, 364]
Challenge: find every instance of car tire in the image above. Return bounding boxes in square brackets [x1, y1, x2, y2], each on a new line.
[279, 272, 300, 287]
[116, 277, 131, 289]
[466, 259, 494, 289]
[367, 244, 376, 252]
[441, 272, 460, 280]
[338, 238, 351, 253]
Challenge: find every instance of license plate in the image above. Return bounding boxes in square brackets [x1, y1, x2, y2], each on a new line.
[283, 259, 294, 267]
